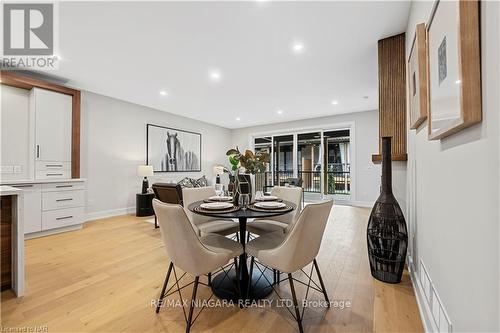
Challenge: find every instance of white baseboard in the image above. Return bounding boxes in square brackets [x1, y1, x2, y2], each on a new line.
[25, 224, 82, 239]
[409, 260, 438, 333]
[85, 206, 135, 222]
[341, 200, 374, 208]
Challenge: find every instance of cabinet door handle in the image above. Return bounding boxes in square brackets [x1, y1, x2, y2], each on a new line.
[56, 198, 73, 202]
[56, 215, 73, 220]
[56, 185, 73, 188]
[46, 164, 63, 168]
[47, 173, 63, 176]
[36, 145, 40, 158]
[14, 184, 34, 188]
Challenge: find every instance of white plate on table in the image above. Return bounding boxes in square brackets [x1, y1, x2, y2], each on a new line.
[200, 202, 233, 210]
[255, 196, 278, 201]
[208, 196, 233, 202]
[254, 201, 286, 209]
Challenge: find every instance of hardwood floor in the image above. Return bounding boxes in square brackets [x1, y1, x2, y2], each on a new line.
[1, 205, 423, 332]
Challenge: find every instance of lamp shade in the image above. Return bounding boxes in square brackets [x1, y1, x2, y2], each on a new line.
[137, 165, 153, 177]
[213, 165, 225, 176]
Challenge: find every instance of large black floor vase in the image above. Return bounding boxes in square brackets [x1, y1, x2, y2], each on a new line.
[367, 137, 408, 284]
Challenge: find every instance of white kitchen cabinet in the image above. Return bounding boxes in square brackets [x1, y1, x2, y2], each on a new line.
[11, 184, 42, 234]
[31, 88, 72, 175]
[6, 180, 85, 237]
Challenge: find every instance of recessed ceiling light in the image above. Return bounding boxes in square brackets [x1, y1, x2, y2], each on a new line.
[159, 90, 168, 96]
[236, 117, 241, 121]
[331, 100, 338, 105]
[209, 69, 222, 82]
[291, 41, 305, 54]
[277, 109, 283, 115]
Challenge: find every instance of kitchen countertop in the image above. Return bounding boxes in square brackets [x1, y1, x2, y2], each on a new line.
[0, 185, 24, 195]
[1, 178, 87, 185]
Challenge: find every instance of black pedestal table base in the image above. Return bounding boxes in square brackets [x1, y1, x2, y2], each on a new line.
[187, 201, 296, 302]
[211, 267, 274, 301]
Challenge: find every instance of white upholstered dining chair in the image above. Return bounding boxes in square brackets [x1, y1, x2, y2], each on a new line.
[246, 186, 303, 236]
[153, 199, 243, 333]
[182, 187, 239, 237]
[246, 199, 333, 333]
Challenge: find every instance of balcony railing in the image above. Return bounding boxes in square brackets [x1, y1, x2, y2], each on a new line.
[254, 165, 350, 195]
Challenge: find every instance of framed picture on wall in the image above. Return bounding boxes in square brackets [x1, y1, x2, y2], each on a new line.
[408, 23, 428, 130]
[146, 124, 202, 172]
[426, 0, 481, 140]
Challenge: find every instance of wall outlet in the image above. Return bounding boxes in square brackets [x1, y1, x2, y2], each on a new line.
[0, 166, 14, 174]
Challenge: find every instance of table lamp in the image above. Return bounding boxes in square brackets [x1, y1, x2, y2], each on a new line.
[213, 165, 225, 184]
[137, 165, 154, 194]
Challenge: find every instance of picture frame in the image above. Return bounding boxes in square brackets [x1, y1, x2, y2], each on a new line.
[146, 124, 202, 172]
[426, 0, 481, 140]
[408, 23, 428, 130]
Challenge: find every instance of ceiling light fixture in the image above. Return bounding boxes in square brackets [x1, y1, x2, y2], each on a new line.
[159, 90, 168, 96]
[331, 100, 338, 105]
[291, 41, 305, 54]
[209, 69, 222, 82]
[277, 109, 283, 115]
[236, 117, 241, 121]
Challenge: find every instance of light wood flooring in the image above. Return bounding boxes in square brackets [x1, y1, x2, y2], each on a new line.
[1, 205, 423, 332]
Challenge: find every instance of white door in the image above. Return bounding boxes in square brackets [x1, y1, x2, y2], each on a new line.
[12, 184, 42, 234]
[34, 88, 72, 162]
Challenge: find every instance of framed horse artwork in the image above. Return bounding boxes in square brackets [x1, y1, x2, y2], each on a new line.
[146, 124, 202, 172]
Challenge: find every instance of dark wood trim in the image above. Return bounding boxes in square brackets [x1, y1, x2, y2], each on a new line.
[0, 196, 13, 291]
[72, 91, 81, 178]
[0, 71, 81, 178]
[371, 153, 408, 163]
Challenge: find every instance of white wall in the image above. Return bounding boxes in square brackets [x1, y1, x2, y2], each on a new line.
[231, 110, 386, 206]
[406, 1, 499, 331]
[0, 85, 31, 181]
[80, 91, 232, 220]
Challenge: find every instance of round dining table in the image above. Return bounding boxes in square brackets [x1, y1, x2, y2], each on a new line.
[188, 200, 296, 302]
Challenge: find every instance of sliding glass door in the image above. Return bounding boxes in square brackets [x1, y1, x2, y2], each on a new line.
[273, 135, 294, 186]
[254, 137, 272, 192]
[297, 132, 322, 193]
[253, 128, 351, 199]
[324, 130, 350, 196]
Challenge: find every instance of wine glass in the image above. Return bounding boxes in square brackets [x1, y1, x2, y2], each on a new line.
[239, 193, 250, 210]
[255, 191, 264, 202]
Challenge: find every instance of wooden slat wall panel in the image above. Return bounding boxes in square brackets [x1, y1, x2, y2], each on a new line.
[372, 33, 408, 162]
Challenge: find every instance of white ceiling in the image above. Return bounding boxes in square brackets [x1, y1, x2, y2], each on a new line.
[51, 1, 410, 129]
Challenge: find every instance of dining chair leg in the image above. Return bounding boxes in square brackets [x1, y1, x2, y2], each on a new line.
[247, 257, 255, 299]
[154, 215, 159, 229]
[313, 259, 330, 306]
[236, 233, 239, 242]
[208, 272, 212, 286]
[288, 273, 304, 333]
[186, 276, 199, 333]
[234, 258, 241, 297]
[156, 262, 173, 313]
